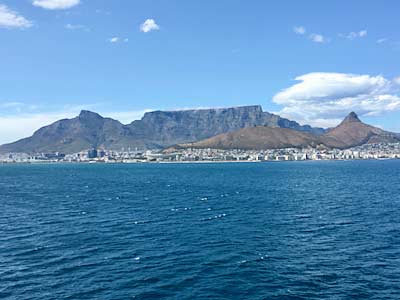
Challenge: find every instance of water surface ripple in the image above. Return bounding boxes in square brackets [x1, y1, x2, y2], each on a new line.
[1, 161, 400, 299]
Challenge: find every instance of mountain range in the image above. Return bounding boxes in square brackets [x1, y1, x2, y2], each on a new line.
[0, 106, 398, 154]
[172, 111, 400, 151]
[0, 105, 324, 154]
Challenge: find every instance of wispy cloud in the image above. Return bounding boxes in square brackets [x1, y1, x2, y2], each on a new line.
[293, 26, 306, 35]
[65, 23, 89, 31]
[309, 33, 325, 43]
[376, 38, 388, 44]
[109, 37, 120, 43]
[140, 19, 160, 33]
[293, 25, 327, 43]
[0, 4, 33, 29]
[95, 9, 111, 15]
[273, 72, 400, 127]
[340, 30, 367, 40]
[32, 0, 80, 10]
[108, 36, 129, 43]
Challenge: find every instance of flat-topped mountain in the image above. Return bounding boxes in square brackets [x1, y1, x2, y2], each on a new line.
[128, 105, 325, 145]
[173, 112, 400, 151]
[0, 105, 324, 154]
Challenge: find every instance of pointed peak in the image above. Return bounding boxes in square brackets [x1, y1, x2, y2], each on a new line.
[342, 112, 361, 124]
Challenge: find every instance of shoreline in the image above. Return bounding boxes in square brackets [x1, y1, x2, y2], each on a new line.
[0, 158, 398, 165]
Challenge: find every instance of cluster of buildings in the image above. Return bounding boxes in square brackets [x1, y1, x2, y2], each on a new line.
[157, 143, 400, 162]
[1, 143, 400, 163]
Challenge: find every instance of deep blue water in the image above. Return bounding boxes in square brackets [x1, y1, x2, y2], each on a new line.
[1, 161, 400, 299]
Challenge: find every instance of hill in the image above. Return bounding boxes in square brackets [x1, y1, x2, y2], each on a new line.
[321, 112, 400, 149]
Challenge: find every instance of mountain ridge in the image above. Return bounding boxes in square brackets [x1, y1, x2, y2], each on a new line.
[173, 112, 400, 151]
[0, 105, 325, 154]
[1, 109, 398, 154]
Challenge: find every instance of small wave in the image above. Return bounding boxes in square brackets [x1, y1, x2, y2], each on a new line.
[294, 214, 312, 219]
[132, 220, 149, 225]
[201, 213, 227, 221]
[170, 207, 192, 212]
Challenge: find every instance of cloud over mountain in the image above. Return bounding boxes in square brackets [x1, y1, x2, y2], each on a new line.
[273, 72, 400, 127]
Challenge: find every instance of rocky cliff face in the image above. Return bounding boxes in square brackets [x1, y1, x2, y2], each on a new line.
[0, 105, 325, 154]
[129, 105, 325, 146]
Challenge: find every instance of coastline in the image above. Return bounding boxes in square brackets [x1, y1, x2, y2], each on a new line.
[0, 157, 398, 165]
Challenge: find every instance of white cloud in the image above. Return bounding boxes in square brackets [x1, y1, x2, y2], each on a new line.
[140, 19, 160, 33]
[108, 37, 129, 43]
[293, 26, 306, 35]
[340, 30, 367, 40]
[32, 0, 80, 10]
[272, 72, 400, 127]
[294, 26, 327, 43]
[65, 23, 89, 31]
[309, 33, 325, 43]
[376, 38, 388, 44]
[359, 30, 367, 37]
[0, 4, 33, 29]
[109, 37, 120, 43]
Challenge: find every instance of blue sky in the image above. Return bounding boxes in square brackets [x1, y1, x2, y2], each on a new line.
[0, 0, 400, 144]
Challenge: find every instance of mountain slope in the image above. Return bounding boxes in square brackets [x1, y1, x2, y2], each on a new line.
[173, 127, 321, 150]
[0, 111, 141, 154]
[320, 112, 400, 149]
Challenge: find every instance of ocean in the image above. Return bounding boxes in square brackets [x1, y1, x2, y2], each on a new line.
[1, 161, 400, 299]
